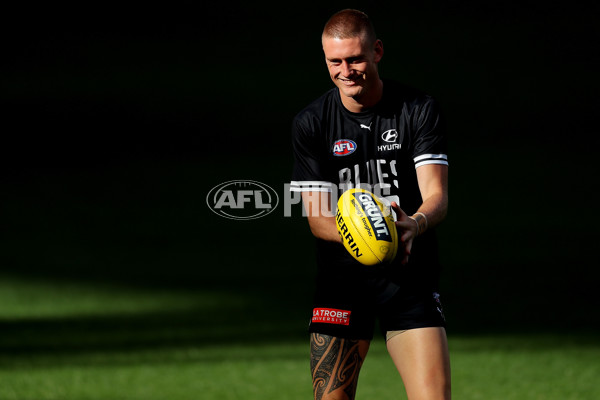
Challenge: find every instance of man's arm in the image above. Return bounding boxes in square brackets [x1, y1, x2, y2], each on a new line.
[393, 163, 448, 263]
[301, 191, 342, 243]
[301, 163, 448, 254]
[414, 163, 449, 231]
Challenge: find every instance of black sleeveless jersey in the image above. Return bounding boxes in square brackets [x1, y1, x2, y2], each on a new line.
[290, 79, 448, 293]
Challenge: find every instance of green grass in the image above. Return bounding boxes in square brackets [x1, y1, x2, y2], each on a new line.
[0, 276, 598, 400]
[1, 148, 598, 399]
[2, 334, 599, 400]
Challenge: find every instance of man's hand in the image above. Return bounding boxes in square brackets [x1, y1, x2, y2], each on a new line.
[391, 201, 418, 265]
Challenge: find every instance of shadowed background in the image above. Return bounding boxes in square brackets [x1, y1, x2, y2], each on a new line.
[1, 0, 598, 373]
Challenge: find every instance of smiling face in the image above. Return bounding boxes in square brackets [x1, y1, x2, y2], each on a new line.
[322, 34, 383, 112]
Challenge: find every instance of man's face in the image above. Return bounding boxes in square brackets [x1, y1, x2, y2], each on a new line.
[322, 35, 383, 102]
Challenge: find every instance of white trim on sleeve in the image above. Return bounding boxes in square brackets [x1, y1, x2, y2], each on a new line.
[289, 181, 334, 192]
[413, 154, 448, 169]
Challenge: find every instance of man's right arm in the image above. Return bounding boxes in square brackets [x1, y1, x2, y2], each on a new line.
[301, 191, 342, 243]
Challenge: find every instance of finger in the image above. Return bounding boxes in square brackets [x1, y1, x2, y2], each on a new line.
[395, 220, 414, 230]
[400, 231, 412, 243]
[401, 251, 410, 265]
[393, 209, 408, 223]
[400, 241, 413, 265]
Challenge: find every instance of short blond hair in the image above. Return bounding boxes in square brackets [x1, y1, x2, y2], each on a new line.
[322, 9, 377, 45]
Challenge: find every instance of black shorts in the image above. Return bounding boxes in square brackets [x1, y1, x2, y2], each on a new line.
[309, 279, 446, 341]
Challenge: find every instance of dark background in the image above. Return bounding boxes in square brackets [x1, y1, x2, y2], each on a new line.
[1, 1, 599, 350]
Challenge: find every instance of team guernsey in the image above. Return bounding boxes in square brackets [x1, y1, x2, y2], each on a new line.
[291, 80, 448, 300]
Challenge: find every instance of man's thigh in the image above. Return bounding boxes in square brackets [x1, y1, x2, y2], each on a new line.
[386, 327, 451, 400]
[310, 333, 371, 400]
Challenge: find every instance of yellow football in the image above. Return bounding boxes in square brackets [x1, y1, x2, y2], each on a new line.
[335, 188, 398, 265]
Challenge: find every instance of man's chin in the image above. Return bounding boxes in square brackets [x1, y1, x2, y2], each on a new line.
[338, 85, 363, 99]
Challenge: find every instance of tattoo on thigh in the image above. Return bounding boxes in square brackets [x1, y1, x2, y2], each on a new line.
[310, 333, 363, 400]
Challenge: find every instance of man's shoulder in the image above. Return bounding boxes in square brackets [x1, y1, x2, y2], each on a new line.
[294, 88, 338, 124]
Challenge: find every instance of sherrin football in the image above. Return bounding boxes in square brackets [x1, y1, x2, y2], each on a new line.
[335, 188, 398, 265]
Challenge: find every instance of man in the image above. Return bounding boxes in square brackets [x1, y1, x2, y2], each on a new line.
[290, 9, 451, 400]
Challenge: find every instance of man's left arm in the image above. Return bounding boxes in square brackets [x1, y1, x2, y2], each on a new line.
[412, 163, 448, 233]
[392, 164, 448, 263]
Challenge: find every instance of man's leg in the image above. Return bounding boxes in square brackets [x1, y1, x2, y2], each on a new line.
[310, 333, 371, 400]
[386, 327, 451, 400]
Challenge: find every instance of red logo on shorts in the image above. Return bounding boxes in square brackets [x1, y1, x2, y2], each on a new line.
[312, 308, 351, 325]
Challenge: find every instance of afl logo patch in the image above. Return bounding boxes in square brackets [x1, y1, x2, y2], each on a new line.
[333, 139, 357, 156]
[381, 129, 399, 143]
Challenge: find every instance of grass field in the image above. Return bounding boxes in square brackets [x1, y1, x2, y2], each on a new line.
[1, 149, 598, 399]
[0, 275, 599, 400]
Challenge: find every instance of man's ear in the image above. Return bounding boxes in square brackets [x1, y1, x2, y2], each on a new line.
[374, 39, 384, 63]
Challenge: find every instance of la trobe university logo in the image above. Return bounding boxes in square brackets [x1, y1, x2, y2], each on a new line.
[206, 180, 279, 220]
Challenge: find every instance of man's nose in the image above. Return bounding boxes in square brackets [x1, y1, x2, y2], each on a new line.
[340, 61, 351, 77]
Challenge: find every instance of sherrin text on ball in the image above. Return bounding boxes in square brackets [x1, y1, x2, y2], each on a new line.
[336, 188, 398, 265]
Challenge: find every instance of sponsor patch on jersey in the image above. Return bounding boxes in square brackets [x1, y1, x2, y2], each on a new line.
[332, 139, 357, 156]
[381, 129, 398, 143]
[312, 308, 351, 325]
[378, 129, 402, 151]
